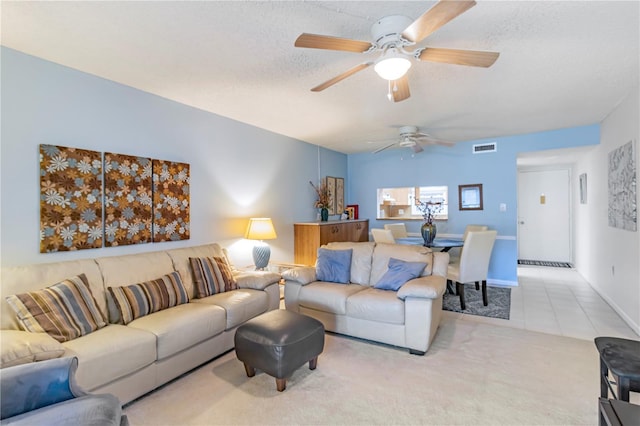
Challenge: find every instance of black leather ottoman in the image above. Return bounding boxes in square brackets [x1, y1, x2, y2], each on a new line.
[234, 310, 325, 392]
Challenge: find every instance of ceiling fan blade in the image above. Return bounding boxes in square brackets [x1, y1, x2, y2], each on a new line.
[402, 0, 476, 43]
[414, 133, 455, 146]
[311, 62, 373, 92]
[432, 139, 455, 147]
[418, 47, 499, 67]
[391, 76, 410, 102]
[295, 33, 374, 53]
[373, 142, 398, 154]
[412, 144, 425, 154]
[423, 136, 456, 146]
[311, 63, 372, 92]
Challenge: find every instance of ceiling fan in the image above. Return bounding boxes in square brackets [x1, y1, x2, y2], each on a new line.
[294, 0, 499, 102]
[373, 126, 454, 154]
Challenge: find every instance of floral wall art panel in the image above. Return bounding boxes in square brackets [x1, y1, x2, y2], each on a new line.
[104, 153, 153, 246]
[39, 144, 103, 252]
[608, 140, 637, 231]
[152, 159, 190, 242]
[326, 176, 336, 215]
[336, 177, 345, 214]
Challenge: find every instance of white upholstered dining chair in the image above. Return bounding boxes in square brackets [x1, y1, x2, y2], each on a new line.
[371, 228, 396, 244]
[463, 224, 489, 241]
[384, 223, 409, 239]
[449, 224, 490, 263]
[446, 230, 497, 310]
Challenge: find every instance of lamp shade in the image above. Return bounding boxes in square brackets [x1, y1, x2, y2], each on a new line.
[245, 218, 276, 270]
[244, 218, 277, 240]
[374, 48, 411, 81]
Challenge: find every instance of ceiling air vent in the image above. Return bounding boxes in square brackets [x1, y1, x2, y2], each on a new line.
[473, 142, 497, 154]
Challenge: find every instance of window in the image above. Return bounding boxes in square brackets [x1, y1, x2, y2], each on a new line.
[377, 186, 448, 220]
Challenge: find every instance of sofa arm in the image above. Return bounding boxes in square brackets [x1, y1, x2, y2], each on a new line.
[3, 394, 127, 426]
[1, 357, 86, 420]
[233, 271, 281, 290]
[431, 252, 450, 278]
[396, 275, 446, 301]
[282, 267, 316, 285]
[1, 330, 66, 369]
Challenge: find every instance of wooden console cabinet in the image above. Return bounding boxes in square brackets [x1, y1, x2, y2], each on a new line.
[294, 219, 369, 265]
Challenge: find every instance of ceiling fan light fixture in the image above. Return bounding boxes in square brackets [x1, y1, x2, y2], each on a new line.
[374, 48, 411, 81]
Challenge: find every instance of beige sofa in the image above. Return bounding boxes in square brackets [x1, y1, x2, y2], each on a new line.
[283, 242, 448, 355]
[0, 243, 280, 404]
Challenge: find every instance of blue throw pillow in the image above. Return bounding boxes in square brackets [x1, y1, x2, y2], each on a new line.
[316, 248, 353, 284]
[374, 258, 427, 291]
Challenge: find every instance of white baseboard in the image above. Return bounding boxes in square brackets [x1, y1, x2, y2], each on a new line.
[589, 283, 640, 337]
[488, 279, 518, 287]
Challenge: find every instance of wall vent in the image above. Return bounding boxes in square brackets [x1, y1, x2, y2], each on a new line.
[473, 142, 497, 154]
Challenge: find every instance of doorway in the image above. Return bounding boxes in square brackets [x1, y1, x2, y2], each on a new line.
[517, 168, 572, 263]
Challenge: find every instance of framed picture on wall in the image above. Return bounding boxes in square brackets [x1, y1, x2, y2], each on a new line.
[326, 176, 336, 215]
[346, 204, 359, 219]
[608, 140, 636, 231]
[336, 177, 344, 214]
[458, 183, 483, 211]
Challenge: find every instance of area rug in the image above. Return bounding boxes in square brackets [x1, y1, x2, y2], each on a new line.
[123, 316, 599, 425]
[518, 259, 572, 268]
[443, 283, 511, 319]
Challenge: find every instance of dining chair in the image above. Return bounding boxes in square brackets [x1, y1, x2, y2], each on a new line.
[463, 224, 489, 241]
[384, 223, 408, 239]
[371, 228, 396, 244]
[446, 230, 497, 310]
[449, 224, 489, 264]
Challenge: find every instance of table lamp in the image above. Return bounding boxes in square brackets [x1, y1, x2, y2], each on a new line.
[244, 218, 277, 270]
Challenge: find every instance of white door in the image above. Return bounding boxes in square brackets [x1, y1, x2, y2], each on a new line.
[517, 169, 571, 262]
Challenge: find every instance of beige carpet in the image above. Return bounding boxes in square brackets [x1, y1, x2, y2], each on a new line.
[124, 315, 601, 425]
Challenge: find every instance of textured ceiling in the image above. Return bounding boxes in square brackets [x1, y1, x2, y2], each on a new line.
[2, 1, 638, 154]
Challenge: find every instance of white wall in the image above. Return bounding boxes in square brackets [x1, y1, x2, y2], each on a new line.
[0, 47, 347, 269]
[574, 88, 640, 334]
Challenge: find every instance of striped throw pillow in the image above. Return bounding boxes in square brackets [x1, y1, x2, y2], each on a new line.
[190, 256, 237, 298]
[108, 271, 189, 325]
[5, 274, 107, 343]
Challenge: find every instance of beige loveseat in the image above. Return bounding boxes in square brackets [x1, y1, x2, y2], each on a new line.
[0, 243, 280, 404]
[283, 242, 448, 355]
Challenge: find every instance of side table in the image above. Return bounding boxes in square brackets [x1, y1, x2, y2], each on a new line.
[242, 262, 305, 300]
[594, 337, 640, 402]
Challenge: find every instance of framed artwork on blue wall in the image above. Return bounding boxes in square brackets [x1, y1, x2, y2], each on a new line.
[458, 183, 483, 211]
[336, 177, 344, 214]
[326, 176, 336, 215]
[39, 144, 103, 252]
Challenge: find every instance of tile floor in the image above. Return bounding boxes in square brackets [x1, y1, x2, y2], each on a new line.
[445, 265, 639, 341]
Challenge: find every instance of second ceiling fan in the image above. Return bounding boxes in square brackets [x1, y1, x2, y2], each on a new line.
[294, 0, 499, 102]
[373, 126, 454, 154]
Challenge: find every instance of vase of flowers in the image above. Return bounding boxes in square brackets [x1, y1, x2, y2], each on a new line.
[320, 207, 329, 221]
[421, 222, 436, 245]
[310, 181, 331, 221]
[416, 200, 443, 245]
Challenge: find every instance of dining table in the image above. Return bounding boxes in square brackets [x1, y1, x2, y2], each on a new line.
[395, 236, 464, 252]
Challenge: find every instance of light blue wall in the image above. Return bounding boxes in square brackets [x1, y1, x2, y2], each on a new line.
[0, 47, 347, 268]
[348, 125, 600, 283]
[0, 46, 602, 284]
